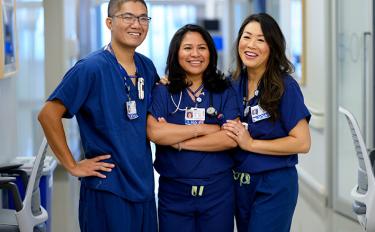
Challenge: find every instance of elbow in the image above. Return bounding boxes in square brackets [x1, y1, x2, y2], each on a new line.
[146, 125, 163, 144]
[146, 128, 158, 143]
[300, 140, 311, 154]
[38, 108, 49, 127]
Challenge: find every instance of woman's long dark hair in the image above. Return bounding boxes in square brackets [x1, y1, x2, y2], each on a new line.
[232, 13, 294, 120]
[166, 24, 229, 94]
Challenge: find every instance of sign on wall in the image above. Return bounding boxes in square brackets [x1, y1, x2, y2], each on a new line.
[0, 0, 17, 79]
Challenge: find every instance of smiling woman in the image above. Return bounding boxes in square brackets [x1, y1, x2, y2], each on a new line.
[0, 0, 17, 79]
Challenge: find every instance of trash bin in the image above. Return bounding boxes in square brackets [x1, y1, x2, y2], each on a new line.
[6, 156, 57, 232]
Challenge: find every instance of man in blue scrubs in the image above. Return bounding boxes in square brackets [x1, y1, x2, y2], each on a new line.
[38, 1, 158, 231]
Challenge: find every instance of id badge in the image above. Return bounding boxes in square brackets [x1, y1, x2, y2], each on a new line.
[251, 105, 270, 122]
[138, 77, 144, 100]
[126, 100, 139, 120]
[185, 108, 205, 125]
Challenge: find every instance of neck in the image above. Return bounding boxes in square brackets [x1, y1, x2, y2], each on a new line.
[246, 67, 264, 84]
[246, 68, 263, 99]
[110, 41, 135, 66]
[187, 75, 203, 91]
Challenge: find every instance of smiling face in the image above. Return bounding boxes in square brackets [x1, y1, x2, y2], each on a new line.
[106, 1, 149, 50]
[238, 21, 270, 75]
[177, 31, 210, 80]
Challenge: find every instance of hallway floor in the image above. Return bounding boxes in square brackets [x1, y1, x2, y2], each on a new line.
[291, 186, 363, 232]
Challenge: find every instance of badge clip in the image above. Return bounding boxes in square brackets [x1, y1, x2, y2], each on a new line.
[138, 77, 144, 100]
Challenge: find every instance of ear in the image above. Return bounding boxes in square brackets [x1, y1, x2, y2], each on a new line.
[106, 17, 113, 30]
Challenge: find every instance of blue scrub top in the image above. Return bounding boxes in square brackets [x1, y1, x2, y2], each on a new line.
[148, 84, 240, 184]
[231, 73, 311, 174]
[48, 48, 159, 202]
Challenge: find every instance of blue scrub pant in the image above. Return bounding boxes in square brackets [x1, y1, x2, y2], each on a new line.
[158, 171, 234, 232]
[78, 185, 157, 232]
[234, 166, 298, 232]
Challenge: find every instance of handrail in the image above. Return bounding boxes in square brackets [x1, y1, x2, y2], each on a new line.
[307, 105, 325, 130]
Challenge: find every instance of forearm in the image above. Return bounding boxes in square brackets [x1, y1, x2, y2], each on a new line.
[38, 107, 77, 172]
[147, 116, 220, 145]
[245, 135, 310, 155]
[180, 130, 237, 152]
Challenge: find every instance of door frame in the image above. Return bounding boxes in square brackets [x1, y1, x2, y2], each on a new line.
[329, 0, 374, 220]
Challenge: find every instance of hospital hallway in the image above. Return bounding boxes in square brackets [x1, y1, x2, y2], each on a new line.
[1, 0, 375, 231]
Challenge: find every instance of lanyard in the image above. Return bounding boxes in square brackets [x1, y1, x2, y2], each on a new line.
[187, 83, 204, 106]
[106, 43, 134, 101]
[242, 76, 249, 109]
[242, 76, 260, 106]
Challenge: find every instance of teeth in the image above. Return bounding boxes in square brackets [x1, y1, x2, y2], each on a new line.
[129, 32, 140, 36]
[189, 61, 202, 64]
[245, 51, 257, 57]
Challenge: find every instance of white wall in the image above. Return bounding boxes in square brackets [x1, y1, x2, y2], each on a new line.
[298, 0, 330, 200]
[0, 76, 17, 163]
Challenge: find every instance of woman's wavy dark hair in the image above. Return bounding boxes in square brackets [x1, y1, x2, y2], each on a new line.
[232, 13, 294, 120]
[166, 24, 229, 94]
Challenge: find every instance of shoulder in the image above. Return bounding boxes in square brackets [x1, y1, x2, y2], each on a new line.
[282, 74, 300, 89]
[222, 81, 237, 96]
[152, 83, 170, 96]
[280, 74, 305, 100]
[228, 73, 244, 93]
[74, 49, 110, 73]
[135, 52, 155, 68]
[61, 49, 112, 85]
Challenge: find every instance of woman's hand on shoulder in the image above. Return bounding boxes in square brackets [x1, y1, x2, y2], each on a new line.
[158, 76, 170, 85]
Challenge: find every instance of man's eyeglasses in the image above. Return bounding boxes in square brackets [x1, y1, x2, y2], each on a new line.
[112, 13, 151, 25]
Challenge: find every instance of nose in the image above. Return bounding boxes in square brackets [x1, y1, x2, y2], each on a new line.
[191, 48, 200, 56]
[247, 38, 256, 48]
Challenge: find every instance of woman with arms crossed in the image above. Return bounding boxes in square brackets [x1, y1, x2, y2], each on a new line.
[223, 13, 311, 232]
[147, 24, 239, 232]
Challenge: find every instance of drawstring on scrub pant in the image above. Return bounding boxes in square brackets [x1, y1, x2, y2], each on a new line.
[233, 171, 251, 186]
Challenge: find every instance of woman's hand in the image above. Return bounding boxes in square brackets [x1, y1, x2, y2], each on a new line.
[158, 76, 170, 85]
[222, 120, 253, 151]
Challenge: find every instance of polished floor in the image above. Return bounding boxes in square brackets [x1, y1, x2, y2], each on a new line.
[292, 197, 363, 232]
[291, 187, 363, 232]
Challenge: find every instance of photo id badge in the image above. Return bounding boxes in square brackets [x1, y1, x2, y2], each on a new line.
[126, 100, 139, 120]
[251, 105, 270, 123]
[185, 108, 205, 125]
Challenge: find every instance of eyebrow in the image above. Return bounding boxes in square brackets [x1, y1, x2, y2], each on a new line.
[243, 31, 265, 37]
[181, 42, 208, 46]
[119, 12, 148, 17]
